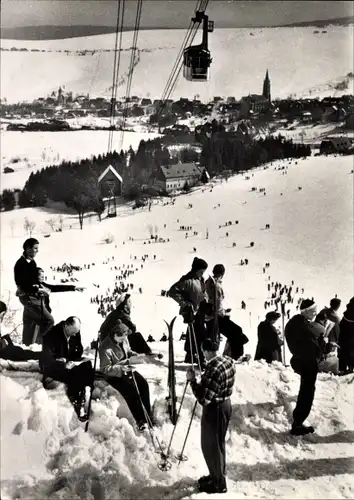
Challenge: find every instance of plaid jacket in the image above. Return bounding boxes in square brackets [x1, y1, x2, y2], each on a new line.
[190, 355, 235, 406]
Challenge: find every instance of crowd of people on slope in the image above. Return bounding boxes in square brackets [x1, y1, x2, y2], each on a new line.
[1, 238, 354, 495]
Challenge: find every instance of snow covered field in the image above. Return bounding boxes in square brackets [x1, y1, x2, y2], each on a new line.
[0, 130, 160, 191]
[1, 26, 353, 103]
[1, 154, 353, 499]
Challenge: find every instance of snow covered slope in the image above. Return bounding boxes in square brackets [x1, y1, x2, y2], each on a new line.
[1, 26, 353, 103]
[1, 154, 353, 499]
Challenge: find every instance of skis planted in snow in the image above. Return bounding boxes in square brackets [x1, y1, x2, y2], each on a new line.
[164, 317, 177, 425]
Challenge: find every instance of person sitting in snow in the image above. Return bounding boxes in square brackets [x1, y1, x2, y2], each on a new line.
[254, 311, 283, 363]
[99, 321, 154, 432]
[40, 316, 94, 422]
[0, 300, 42, 363]
[285, 299, 322, 436]
[168, 257, 209, 366]
[99, 293, 153, 356]
[35, 267, 85, 314]
[204, 264, 249, 360]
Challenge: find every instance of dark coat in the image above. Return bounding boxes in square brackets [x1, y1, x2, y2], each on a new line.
[338, 304, 354, 368]
[41, 321, 83, 370]
[99, 304, 136, 342]
[285, 314, 322, 366]
[255, 320, 283, 363]
[14, 255, 38, 294]
[38, 282, 76, 313]
[168, 271, 207, 321]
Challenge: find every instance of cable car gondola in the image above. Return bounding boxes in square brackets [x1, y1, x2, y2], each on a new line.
[183, 11, 214, 82]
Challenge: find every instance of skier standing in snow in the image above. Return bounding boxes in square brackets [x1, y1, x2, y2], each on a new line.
[338, 297, 354, 374]
[205, 264, 249, 360]
[254, 311, 283, 363]
[285, 299, 322, 435]
[323, 298, 341, 344]
[40, 316, 93, 421]
[186, 339, 235, 494]
[168, 257, 209, 366]
[14, 238, 55, 345]
[99, 321, 154, 432]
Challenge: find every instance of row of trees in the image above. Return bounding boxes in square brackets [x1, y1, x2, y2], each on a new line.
[1, 131, 311, 228]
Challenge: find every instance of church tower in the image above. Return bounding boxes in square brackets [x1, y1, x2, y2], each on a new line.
[262, 70, 271, 102]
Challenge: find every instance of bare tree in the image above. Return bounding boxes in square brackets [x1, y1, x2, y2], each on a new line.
[46, 217, 56, 232]
[23, 217, 36, 236]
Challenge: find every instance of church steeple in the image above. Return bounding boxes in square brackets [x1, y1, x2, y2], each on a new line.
[262, 69, 271, 102]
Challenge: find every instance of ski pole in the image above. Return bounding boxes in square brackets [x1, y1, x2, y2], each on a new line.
[176, 399, 198, 465]
[165, 380, 189, 458]
[130, 370, 166, 457]
[85, 331, 100, 432]
[190, 322, 203, 373]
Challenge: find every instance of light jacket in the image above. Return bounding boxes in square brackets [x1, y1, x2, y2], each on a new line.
[205, 276, 225, 321]
[99, 336, 137, 377]
[168, 271, 206, 315]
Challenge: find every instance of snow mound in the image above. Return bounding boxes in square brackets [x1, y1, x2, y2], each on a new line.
[1, 360, 354, 500]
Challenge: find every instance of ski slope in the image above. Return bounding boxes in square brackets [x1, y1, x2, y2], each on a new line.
[1, 153, 353, 499]
[1, 25, 353, 103]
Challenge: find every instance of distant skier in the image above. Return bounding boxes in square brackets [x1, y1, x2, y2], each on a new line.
[168, 257, 208, 366]
[285, 299, 322, 435]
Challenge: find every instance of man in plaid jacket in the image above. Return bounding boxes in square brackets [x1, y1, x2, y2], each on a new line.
[186, 339, 235, 494]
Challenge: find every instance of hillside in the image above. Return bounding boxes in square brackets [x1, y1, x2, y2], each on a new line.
[1, 26, 353, 103]
[1, 154, 353, 499]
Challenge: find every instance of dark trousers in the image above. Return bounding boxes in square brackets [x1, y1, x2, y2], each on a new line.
[42, 360, 93, 400]
[201, 399, 231, 488]
[184, 313, 206, 365]
[338, 346, 354, 373]
[0, 342, 42, 362]
[207, 316, 247, 360]
[128, 332, 152, 355]
[106, 371, 151, 425]
[19, 296, 54, 346]
[291, 358, 318, 426]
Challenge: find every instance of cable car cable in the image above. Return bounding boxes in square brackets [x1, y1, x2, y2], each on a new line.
[119, 0, 143, 151]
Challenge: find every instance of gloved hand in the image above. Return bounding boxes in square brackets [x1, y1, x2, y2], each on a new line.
[186, 368, 196, 382]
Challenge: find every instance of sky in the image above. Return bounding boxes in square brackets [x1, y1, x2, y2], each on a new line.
[1, 0, 353, 29]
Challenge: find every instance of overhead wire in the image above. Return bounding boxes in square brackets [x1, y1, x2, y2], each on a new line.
[118, 0, 143, 152]
[156, 0, 210, 125]
[108, 0, 126, 154]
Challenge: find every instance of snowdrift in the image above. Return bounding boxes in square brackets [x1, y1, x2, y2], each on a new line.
[1, 26, 353, 103]
[1, 353, 354, 500]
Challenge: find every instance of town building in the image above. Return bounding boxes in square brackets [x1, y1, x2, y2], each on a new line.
[154, 163, 206, 193]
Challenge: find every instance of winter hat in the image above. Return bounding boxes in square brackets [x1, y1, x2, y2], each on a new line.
[115, 293, 130, 308]
[300, 299, 317, 312]
[213, 264, 225, 276]
[266, 311, 281, 322]
[110, 320, 129, 337]
[202, 338, 219, 352]
[191, 257, 208, 272]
